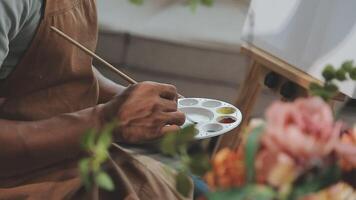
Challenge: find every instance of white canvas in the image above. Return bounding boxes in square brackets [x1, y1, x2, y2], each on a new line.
[242, 0, 356, 98]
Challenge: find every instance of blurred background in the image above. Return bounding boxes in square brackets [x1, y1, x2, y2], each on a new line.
[94, 0, 278, 118]
[94, 0, 355, 124]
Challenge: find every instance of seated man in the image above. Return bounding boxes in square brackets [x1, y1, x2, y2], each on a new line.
[0, 0, 189, 199]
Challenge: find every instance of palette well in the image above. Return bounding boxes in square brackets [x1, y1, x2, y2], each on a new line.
[178, 98, 242, 139]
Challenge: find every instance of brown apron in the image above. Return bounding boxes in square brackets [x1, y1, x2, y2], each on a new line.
[0, 0, 99, 121]
[0, 0, 192, 199]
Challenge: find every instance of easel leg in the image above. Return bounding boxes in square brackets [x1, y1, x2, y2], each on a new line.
[214, 61, 263, 153]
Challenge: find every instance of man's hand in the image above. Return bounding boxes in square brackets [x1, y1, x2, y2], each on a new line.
[100, 81, 186, 143]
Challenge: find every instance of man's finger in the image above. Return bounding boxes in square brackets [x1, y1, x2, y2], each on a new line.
[159, 98, 178, 112]
[155, 83, 178, 100]
[160, 125, 180, 134]
[161, 111, 186, 126]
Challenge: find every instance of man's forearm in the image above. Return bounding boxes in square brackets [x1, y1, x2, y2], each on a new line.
[0, 105, 103, 178]
[93, 67, 127, 103]
[0, 68, 125, 178]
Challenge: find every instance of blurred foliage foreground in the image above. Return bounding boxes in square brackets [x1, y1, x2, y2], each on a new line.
[79, 61, 356, 199]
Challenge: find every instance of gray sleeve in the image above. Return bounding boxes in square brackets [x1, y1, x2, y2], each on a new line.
[0, 0, 32, 67]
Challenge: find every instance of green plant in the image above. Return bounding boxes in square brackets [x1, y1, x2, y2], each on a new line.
[160, 125, 211, 197]
[79, 123, 210, 198]
[79, 123, 116, 192]
[310, 60, 356, 101]
[78, 59, 356, 198]
[287, 164, 341, 200]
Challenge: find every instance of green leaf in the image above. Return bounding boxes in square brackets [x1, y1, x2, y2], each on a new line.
[309, 83, 322, 91]
[309, 82, 335, 102]
[244, 126, 264, 183]
[176, 125, 197, 146]
[97, 123, 115, 150]
[92, 148, 108, 172]
[188, 154, 211, 176]
[81, 129, 96, 151]
[129, 0, 143, 5]
[201, 0, 214, 6]
[208, 189, 246, 200]
[160, 125, 197, 156]
[189, 0, 199, 11]
[79, 158, 91, 190]
[97, 132, 112, 149]
[341, 60, 354, 72]
[160, 132, 177, 156]
[79, 123, 117, 192]
[313, 90, 334, 102]
[288, 164, 341, 200]
[322, 64, 335, 81]
[176, 171, 193, 198]
[92, 123, 115, 172]
[324, 82, 338, 93]
[208, 185, 276, 200]
[350, 68, 356, 80]
[335, 69, 347, 81]
[95, 171, 115, 191]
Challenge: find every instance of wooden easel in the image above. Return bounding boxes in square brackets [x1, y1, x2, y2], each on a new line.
[214, 44, 346, 152]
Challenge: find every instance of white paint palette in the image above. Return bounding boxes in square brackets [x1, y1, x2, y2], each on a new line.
[178, 98, 242, 139]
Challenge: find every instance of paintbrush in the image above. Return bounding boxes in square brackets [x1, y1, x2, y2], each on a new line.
[50, 26, 184, 99]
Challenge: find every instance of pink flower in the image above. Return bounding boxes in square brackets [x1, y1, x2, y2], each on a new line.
[262, 97, 340, 162]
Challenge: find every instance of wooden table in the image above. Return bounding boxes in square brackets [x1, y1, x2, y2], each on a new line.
[214, 44, 346, 152]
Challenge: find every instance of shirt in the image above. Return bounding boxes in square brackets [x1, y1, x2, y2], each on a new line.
[0, 0, 43, 79]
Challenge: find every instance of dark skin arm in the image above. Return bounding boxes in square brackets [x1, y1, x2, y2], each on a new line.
[0, 105, 104, 178]
[0, 81, 185, 178]
[93, 67, 126, 103]
[0, 68, 124, 177]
